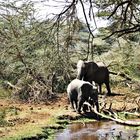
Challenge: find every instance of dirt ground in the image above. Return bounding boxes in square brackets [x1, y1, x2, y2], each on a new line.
[0, 86, 140, 139]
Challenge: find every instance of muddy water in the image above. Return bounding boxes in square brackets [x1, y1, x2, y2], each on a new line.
[55, 121, 140, 140]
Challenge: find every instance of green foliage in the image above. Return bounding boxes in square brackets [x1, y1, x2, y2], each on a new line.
[0, 0, 140, 102]
[94, 37, 140, 81]
[0, 109, 7, 126]
[96, 11, 111, 18]
[0, 86, 11, 98]
[0, 0, 78, 102]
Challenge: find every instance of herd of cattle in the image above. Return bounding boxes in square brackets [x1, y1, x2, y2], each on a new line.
[67, 60, 111, 114]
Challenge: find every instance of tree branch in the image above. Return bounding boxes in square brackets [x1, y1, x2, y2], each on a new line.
[79, 0, 94, 38]
[103, 24, 140, 39]
[107, 1, 131, 19]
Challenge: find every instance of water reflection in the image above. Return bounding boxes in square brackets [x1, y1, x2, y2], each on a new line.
[55, 121, 140, 140]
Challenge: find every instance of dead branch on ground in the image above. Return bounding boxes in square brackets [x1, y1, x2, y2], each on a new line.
[93, 107, 140, 126]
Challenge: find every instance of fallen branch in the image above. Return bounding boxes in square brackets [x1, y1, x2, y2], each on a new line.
[123, 111, 140, 117]
[109, 71, 132, 81]
[5, 81, 21, 90]
[93, 108, 140, 126]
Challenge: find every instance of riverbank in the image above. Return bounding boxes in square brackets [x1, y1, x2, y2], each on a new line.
[0, 86, 140, 139]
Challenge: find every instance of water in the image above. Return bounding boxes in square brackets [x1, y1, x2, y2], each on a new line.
[55, 121, 140, 140]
